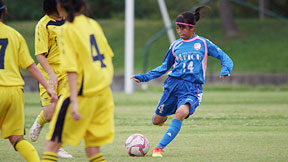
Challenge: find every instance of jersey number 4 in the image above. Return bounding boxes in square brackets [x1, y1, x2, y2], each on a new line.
[0, 38, 8, 69]
[90, 34, 106, 68]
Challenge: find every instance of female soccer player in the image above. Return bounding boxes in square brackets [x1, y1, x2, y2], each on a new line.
[131, 6, 234, 157]
[41, 0, 115, 161]
[29, 0, 72, 158]
[0, 1, 58, 161]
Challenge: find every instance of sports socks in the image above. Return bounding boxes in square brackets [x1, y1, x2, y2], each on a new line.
[88, 153, 107, 162]
[59, 144, 65, 149]
[42, 152, 58, 162]
[15, 139, 40, 162]
[38, 110, 47, 127]
[157, 118, 182, 148]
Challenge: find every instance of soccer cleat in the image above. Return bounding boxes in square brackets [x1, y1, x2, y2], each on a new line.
[58, 148, 73, 158]
[152, 147, 164, 157]
[158, 116, 168, 127]
[30, 115, 42, 142]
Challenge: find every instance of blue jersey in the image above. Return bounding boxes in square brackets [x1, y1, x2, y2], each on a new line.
[135, 35, 233, 84]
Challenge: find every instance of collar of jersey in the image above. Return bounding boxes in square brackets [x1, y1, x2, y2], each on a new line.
[182, 35, 198, 42]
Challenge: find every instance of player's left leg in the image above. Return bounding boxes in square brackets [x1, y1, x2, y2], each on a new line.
[152, 113, 168, 126]
[84, 87, 114, 162]
[86, 147, 107, 162]
[9, 135, 40, 162]
[42, 140, 62, 162]
[152, 104, 189, 158]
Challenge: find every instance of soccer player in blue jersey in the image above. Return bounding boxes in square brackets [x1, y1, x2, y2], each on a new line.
[131, 6, 233, 157]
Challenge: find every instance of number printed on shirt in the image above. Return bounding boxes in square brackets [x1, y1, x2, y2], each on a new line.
[183, 61, 193, 73]
[0, 38, 8, 69]
[90, 34, 106, 68]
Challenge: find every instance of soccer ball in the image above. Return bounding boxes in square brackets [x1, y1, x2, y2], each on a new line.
[125, 133, 149, 156]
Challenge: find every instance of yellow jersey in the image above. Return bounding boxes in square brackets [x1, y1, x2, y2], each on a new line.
[60, 15, 114, 96]
[35, 15, 64, 67]
[0, 22, 34, 86]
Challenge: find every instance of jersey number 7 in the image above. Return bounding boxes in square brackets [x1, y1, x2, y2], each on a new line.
[90, 34, 106, 68]
[0, 38, 8, 69]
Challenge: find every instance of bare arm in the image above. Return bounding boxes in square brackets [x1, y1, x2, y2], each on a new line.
[36, 54, 58, 89]
[67, 72, 81, 120]
[26, 63, 58, 102]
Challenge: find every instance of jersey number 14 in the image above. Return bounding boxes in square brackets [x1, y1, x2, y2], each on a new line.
[183, 61, 194, 73]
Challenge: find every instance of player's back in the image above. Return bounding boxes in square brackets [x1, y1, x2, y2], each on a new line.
[0, 22, 34, 86]
[61, 15, 114, 96]
[35, 15, 65, 66]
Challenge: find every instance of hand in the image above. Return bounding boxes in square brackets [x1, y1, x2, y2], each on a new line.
[48, 72, 58, 90]
[70, 100, 81, 121]
[220, 74, 230, 80]
[46, 88, 58, 103]
[130, 75, 140, 83]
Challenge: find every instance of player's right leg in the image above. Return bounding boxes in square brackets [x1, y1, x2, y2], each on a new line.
[30, 102, 72, 158]
[1, 87, 40, 162]
[30, 81, 55, 142]
[9, 135, 40, 162]
[30, 103, 56, 142]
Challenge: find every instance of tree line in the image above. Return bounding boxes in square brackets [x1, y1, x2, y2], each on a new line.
[5, 0, 288, 21]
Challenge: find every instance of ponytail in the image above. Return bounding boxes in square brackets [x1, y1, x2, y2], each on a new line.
[57, 0, 86, 22]
[66, 5, 75, 22]
[193, 6, 209, 23]
[176, 6, 209, 27]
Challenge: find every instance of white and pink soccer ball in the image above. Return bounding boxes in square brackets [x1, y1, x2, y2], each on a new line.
[125, 133, 149, 156]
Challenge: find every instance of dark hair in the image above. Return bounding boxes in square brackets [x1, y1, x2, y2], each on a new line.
[43, 0, 58, 15]
[57, 0, 86, 22]
[176, 6, 208, 28]
[0, 0, 6, 22]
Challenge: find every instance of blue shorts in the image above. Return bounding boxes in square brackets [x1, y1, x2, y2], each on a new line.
[155, 77, 203, 119]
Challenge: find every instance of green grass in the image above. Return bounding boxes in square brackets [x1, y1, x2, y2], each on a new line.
[0, 89, 287, 161]
[7, 18, 288, 73]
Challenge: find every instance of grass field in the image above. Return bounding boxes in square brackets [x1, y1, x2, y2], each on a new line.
[0, 88, 287, 162]
[7, 18, 288, 73]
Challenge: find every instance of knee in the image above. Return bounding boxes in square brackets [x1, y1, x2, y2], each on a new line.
[152, 114, 165, 125]
[174, 110, 189, 121]
[43, 103, 56, 122]
[44, 113, 52, 122]
[8, 135, 24, 146]
[44, 140, 62, 153]
[152, 120, 160, 125]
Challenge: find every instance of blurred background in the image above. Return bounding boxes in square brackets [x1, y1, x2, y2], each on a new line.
[4, 0, 288, 91]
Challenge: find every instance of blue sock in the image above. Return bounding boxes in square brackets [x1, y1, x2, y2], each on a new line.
[157, 118, 182, 149]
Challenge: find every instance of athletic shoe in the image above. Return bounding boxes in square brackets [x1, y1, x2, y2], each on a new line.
[158, 116, 168, 126]
[58, 148, 73, 158]
[30, 115, 42, 142]
[152, 147, 164, 157]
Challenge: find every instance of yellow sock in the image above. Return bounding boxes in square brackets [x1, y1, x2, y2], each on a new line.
[89, 153, 107, 162]
[42, 152, 58, 162]
[15, 139, 40, 162]
[59, 144, 65, 149]
[38, 110, 47, 127]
